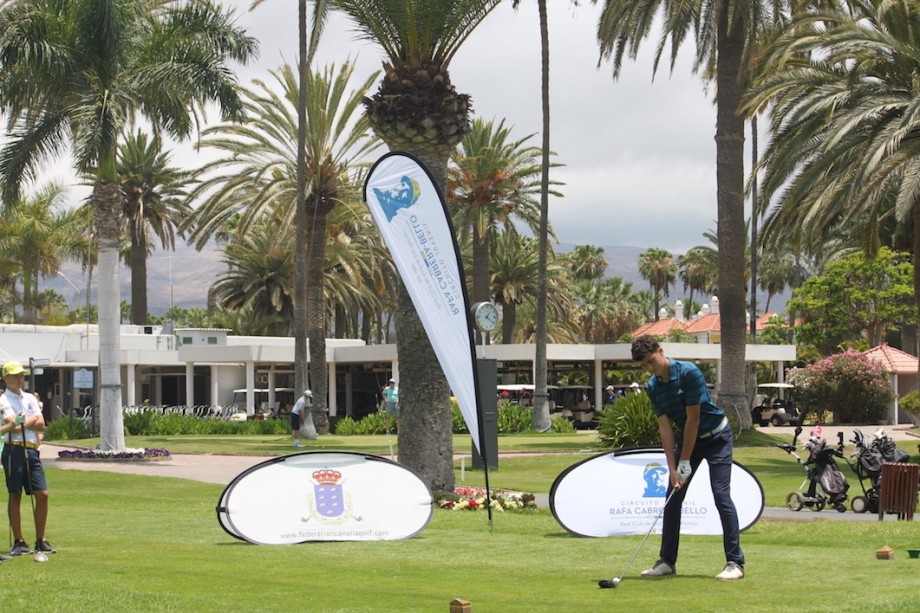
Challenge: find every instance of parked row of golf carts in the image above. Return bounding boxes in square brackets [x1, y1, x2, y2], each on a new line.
[751, 382, 800, 426]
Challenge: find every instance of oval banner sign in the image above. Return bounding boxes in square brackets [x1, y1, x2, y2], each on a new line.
[217, 451, 433, 544]
[550, 448, 764, 537]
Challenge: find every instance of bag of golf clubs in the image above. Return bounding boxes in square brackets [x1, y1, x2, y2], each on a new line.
[845, 429, 884, 513]
[776, 427, 849, 512]
[871, 427, 910, 464]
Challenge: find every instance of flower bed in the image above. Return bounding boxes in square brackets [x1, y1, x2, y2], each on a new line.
[437, 486, 537, 511]
[56, 447, 171, 462]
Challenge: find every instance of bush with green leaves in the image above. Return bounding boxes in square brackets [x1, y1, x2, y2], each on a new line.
[120, 410, 289, 436]
[899, 390, 920, 427]
[550, 416, 576, 433]
[497, 403, 533, 433]
[786, 350, 893, 424]
[333, 411, 395, 435]
[597, 392, 659, 448]
[43, 416, 91, 441]
[451, 400, 468, 434]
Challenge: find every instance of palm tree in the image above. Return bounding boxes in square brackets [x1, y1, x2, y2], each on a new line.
[638, 247, 676, 318]
[187, 60, 379, 433]
[747, 0, 920, 324]
[447, 117, 554, 305]
[0, 182, 82, 323]
[568, 244, 609, 284]
[117, 130, 190, 325]
[332, 0, 502, 491]
[0, 0, 256, 451]
[678, 246, 718, 318]
[594, 0, 780, 412]
[210, 220, 294, 337]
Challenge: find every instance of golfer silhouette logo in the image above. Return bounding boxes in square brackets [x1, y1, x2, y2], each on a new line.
[373, 175, 421, 221]
[642, 463, 669, 498]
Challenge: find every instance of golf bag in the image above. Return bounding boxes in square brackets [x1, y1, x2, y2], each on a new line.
[804, 435, 850, 506]
[847, 428, 910, 513]
[871, 428, 910, 464]
[776, 429, 850, 512]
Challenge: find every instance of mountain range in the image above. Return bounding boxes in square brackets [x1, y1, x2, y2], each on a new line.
[43, 240, 788, 317]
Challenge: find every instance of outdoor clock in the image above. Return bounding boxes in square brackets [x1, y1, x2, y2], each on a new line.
[471, 301, 499, 333]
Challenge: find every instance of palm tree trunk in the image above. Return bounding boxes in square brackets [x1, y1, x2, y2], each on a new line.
[532, 0, 552, 433]
[130, 222, 148, 324]
[95, 178, 126, 451]
[501, 302, 516, 343]
[715, 6, 750, 428]
[307, 206, 330, 434]
[293, 0, 315, 440]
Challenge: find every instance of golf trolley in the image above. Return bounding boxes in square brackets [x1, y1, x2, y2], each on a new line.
[776, 428, 849, 513]
[845, 428, 911, 514]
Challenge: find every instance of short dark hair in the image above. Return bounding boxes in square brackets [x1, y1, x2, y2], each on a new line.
[631, 335, 660, 362]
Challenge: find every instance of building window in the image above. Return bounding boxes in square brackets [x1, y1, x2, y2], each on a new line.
[208, 337, 217, 345]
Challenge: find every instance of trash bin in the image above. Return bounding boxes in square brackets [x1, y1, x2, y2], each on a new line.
[878, 462, 919, 521]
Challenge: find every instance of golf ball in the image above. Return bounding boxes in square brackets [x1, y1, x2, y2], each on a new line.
[34, 552, 48, 563]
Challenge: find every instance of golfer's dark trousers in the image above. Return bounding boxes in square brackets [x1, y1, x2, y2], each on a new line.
[660, 427, 745, 567]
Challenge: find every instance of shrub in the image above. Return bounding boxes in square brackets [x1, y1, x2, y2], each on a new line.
[497, 403, 532, 434]
[786, 350, 893, 424]
[451, 400, 469, 434]
[899, 390, 920, 427]
[44, 417, 91, 441]
[551, 417, 576, 433]
[333, 411, 395, 435]
[597, 393, 659, 449]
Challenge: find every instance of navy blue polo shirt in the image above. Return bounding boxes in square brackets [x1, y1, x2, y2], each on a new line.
[645, 359, 724, 434]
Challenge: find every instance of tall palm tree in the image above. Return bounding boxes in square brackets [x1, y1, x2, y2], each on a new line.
[0, 0, 256, 451]
[638, 247, 677, 318]
[568, 244, 609, 284]
[0, 182, 82, 323]
[594, 0, 781, 412]
[117, 130, 190, 325]
[187, 60, 379, 433]
[332, 0, 502, 491]
[447, 117, 554, 305]
[678, 246, 718, 318]
[210, 220, 294, 336]
[748, 0, 920, 360]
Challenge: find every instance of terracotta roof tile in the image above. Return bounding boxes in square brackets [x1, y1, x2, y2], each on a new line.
[863, 343, 919, 375]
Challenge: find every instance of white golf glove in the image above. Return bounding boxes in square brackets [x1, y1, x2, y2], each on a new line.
[677, 460, 692, 482]
[13, 414, 25, 426]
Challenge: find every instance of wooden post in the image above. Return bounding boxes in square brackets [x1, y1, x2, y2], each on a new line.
[449, 598, 471, 613]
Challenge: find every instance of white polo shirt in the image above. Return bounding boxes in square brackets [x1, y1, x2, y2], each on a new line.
[0, 389, 41, 445]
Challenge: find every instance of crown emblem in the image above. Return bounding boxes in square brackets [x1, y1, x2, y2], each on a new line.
[312, 469, 342, 485]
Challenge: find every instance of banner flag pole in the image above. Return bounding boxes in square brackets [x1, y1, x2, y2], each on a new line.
[363, 152, 493, 525]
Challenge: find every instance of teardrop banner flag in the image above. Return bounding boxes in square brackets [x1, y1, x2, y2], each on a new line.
[549, 448, 764, 537]
[363, 152, 483, 456]
[217, 451, 433, 544]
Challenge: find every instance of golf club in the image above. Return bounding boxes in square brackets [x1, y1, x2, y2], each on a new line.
[21, 421, 45, 563]
[597, 486, 679, 589]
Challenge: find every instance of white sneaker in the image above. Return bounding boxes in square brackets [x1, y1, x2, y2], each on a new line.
[641, 561, 675, 577]
[716, 561, 744, 580]
[293, 440, 302, 448]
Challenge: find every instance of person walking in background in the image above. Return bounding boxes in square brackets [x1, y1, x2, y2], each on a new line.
[603, 385, 617, 406]
[630, 336, 744, 581]
[0, 361, 55, 557]
[383, 379, 399, 427]
[630, 382, 642, 395]
[290, 390, 313, 448]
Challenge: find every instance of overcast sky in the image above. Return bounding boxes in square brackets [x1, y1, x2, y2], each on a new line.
[37, 1, 738, 257]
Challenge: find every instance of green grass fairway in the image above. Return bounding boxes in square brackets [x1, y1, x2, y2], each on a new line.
[1, 468, 919, 612]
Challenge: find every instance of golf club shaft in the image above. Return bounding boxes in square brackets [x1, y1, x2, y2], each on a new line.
[615, 486, 678, 580]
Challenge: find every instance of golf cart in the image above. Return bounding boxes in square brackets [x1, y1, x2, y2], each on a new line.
[752, 383, 800, 427]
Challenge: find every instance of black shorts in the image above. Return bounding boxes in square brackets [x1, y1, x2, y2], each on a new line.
[1, 445, 48, 494]
[291, 413, 301, 431]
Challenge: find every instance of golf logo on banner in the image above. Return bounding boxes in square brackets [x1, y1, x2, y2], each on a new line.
[217, 451, 433, 544]
[364, 152, 481, 453]
[549, 449, 764, 537]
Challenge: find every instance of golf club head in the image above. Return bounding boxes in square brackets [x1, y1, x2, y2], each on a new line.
[598, 578, 620, 589]
[34, 552, 48, 563]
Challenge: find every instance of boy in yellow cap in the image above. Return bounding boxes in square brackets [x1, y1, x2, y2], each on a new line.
[0, 361, 55, 557]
